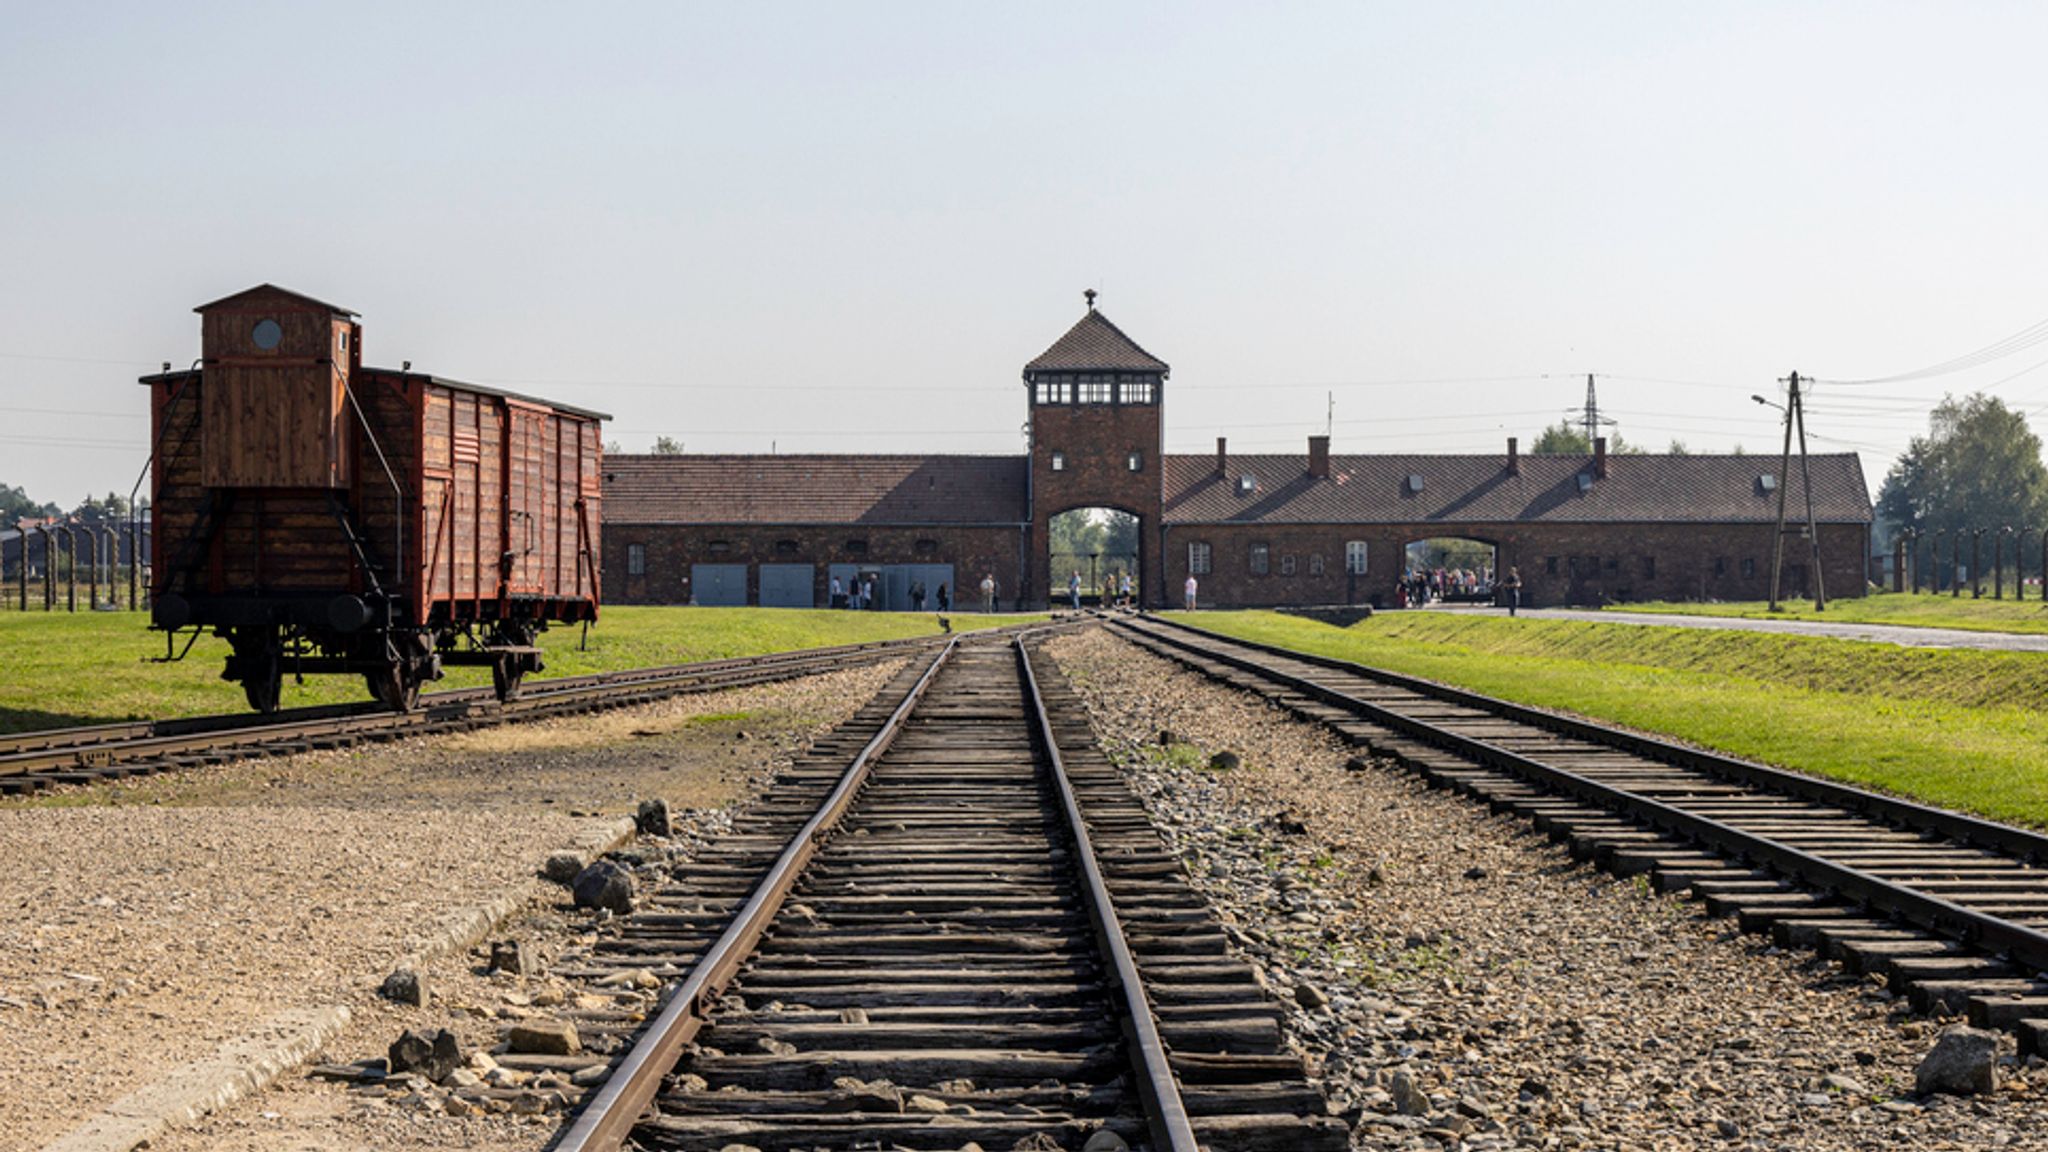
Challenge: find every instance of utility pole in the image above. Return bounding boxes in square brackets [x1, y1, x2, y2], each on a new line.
[1792, 378, 1827, 611]
[1766, 373, 1799, 612]
[1325, 391, 1334, 438]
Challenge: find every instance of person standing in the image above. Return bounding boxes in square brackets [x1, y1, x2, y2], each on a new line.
[937, 582, 950, 612]
[830, 575, 846, 610]
[1501, 566, 1523, 617]
[1069, 570, 1082, 610]
[980, 572, 997, 613]
[1183, 573, 1198, 611]
[1118, 570, 1132, 608]
[912, 580, 926, 611]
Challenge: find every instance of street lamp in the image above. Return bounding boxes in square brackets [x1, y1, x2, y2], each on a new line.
[1753, 394, 1789, 610]
[1998, 526, 2014, 599]
[1972, 529, 1984, 599]
[2023, 528, 2040, 602]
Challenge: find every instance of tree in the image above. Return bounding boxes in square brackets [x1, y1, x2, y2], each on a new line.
[71, 492, 131, 523]
[651, 436, 684, 455]
[1876, 392, 2048, 554]
[1528, 421, 1641, 454]
[1049, 508, 1139, 569]
[1667, 439, 1691, 455]
[0, 481, 58, 523]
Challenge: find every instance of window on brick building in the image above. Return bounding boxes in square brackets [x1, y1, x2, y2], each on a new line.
[775, 539, 800, 556]
[1741, 557, 1756, 578]
[846, 538, 869, 555]
[1189, 541, 1212, 575]
[1714, 557, 1727, 576]
[1120, 375, 1157, 404]
[1127, 451, 1143, 472]
[627, 543, 646, 576]
[1035, 377, 1070, 404]
[1077, 374, 1113, 404]
[1346, 541, 1368, 574]
[1050, 451, 1066, 472]
[1280, 554, 1297, 576]
[1309, 553, 1324, 576]
[1642, 556, 1656, 579]
[1546, 556, 1559, 575]
[1605, 556, 1619, 573]
[1250, 542, 1270, 575]
[916, 538, 938, 554]
[708, 540, 732, 556]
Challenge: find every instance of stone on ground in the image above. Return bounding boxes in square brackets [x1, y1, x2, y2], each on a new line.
[1914, 1025, 2001, 1096]
[387, 1027, 462, 1083]
[572, 859, 636, 913]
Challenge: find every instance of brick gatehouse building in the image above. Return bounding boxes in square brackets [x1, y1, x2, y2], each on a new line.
[602, 303, 1872, 610]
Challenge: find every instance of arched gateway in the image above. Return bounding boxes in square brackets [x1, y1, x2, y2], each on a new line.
[1024, 299, 1168, 609]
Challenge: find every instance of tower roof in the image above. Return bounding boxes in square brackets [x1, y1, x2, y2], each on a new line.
[193, 283, 358, 317]
[1024, 309, 1169, 377]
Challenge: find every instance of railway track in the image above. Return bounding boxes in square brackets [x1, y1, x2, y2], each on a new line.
[0, 635, 953, 795]
[526, 631, 1344, 1152]
[1113, 614, 2048, 1059]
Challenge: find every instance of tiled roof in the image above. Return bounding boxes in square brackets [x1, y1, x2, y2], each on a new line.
[1023, 310, 1169, 375]
[603, 455, 1029, 525]
[1163, 452, 1872, 526]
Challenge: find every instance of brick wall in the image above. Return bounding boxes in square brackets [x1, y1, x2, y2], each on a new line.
[602, 523, 1029, 608]
[1161, 521, 1870, 609]
[1028, 398, 1165, 607]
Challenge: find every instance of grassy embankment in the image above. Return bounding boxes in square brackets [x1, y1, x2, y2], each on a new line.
[1182, 610, 2048, 829]
[0, 606, 1043, 733]
[1617, 591, 2048, 635]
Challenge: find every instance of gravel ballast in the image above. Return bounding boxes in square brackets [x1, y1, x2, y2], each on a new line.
[0, 659, 902, 1152]
[1049, 628, 2048, 1151]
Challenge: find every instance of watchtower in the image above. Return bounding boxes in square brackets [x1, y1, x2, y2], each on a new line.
[1024, 292, 1168, 607]
[196, 284, 361, 489]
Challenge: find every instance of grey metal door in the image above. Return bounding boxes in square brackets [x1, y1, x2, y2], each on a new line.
[691, 564, 748, 606]
[758, 564, 815, 608]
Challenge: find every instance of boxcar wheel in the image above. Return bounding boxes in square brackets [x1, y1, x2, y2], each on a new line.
[242, 653, 283, 714]
[367, 664, 422, 713]
[491, 656, 525, 703]
[230, 627, 284, 714]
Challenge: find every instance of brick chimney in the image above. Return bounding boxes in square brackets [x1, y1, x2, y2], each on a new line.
[1506, 436, 1519, 475]
[1594, 436, 1608, 479]
[1215, 436, 1228, 478]
[1308, 435, 1330, 479]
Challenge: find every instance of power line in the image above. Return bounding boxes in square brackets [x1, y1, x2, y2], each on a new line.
[1825, 312, 2048, 386]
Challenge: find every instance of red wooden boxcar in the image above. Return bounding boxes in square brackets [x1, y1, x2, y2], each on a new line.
[146, 285, 606, 710]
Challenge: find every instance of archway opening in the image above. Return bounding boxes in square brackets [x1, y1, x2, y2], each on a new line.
[1050, 507, 1139, 608]
[1401, 536, 1500, 607]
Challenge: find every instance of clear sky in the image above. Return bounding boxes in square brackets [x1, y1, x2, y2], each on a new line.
[6, 2, 2048, 507]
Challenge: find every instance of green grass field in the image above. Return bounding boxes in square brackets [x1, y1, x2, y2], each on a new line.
[1617, 591, 2048, 635]
[1180, 609, 2048, 829]
[0, 606, 1043, 733]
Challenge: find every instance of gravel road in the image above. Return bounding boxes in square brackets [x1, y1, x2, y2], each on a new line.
[0, 659, 901, 1152]
[1050, 628, 2048, 1151]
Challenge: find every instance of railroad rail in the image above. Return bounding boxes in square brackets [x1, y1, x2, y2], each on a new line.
[545, 631, 1343, 1151]
[0, 635, 955, 794]
[1113, 614, 2048, 1058]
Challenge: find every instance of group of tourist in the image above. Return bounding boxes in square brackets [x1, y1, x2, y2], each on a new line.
[1066, 569, 1134, 610]
[830, 575, 951, 613]
[1399, 566, 1494, 607]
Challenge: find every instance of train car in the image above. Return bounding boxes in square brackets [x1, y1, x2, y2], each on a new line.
[144, 285, 607, 711]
